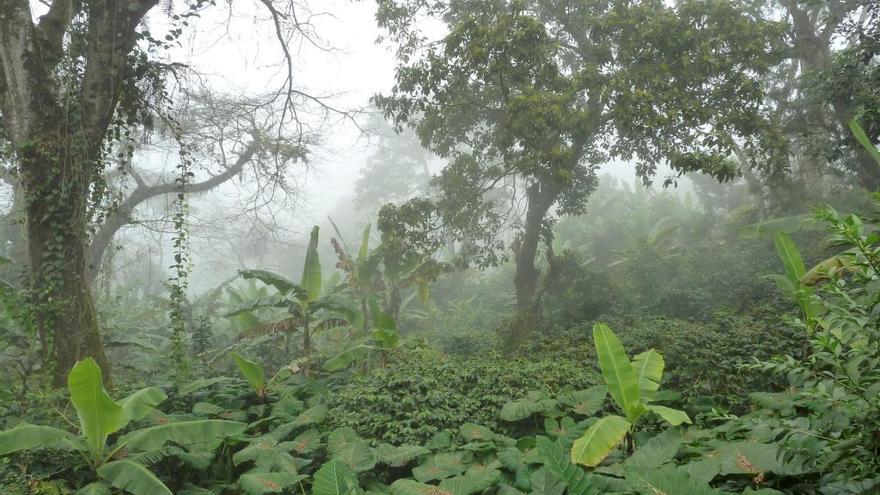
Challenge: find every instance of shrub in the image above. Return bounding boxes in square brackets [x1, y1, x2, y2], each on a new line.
[324, 349, 598, 444]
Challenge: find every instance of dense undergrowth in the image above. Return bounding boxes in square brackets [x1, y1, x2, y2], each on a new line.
[2, 183, 879, 494]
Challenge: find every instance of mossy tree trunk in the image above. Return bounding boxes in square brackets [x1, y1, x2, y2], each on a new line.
[0, 0, 158, 385]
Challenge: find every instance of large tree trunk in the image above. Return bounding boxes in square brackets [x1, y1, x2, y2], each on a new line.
[0, 0, 159, 386]
[19, 126, 111, 387]
[507, 179, 560, 350]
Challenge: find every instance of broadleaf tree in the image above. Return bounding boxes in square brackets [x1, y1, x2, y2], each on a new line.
[374, 0, 789, 348]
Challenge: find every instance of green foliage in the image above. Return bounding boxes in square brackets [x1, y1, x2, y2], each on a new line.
[569, 324, 689, 467]
[0, 358, 245, 494]
[324, 350, 597, 444]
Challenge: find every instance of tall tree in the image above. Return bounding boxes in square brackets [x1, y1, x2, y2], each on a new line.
[0, 0, 325, 385]
[375, 0, 788, 348]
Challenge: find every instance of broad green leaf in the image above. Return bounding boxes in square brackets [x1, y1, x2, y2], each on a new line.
[529, 467, 566, 495]
[120, 420, 246, 451]
[324, 344, 374, 372]
[631, 350, 663, 402]
[239, 472, 308, 494]
[459, 423, 493, 442]
[358, 224, 371, 265]
[849, 118, 880, 166]
[302, 226, 323, 302]
[557, 386, 607, 416]
[592, 324, 642, 421]
[231, 352, 266, 393]
[328, 427, 376, 472]
[290, 428, 322, 454]
[773, 232, 806, 283]
[68, 358, 125, 458]
[624, 465, 722, 495]
[97, 460, 172, 495]
[570, 415, 630, 467]
[645, 405, 691, 426]
[439, 466, 501, 495]
[624, 429, 682, 469]
[536, 436, 598, 495]
[75, 481, 112, 495]
[225, 295, 290, 317]
[239, 269, 299, 296]
[0, 424, 84, 455]
[413, 452, 467, 482]
[499, 397, 557, 421]
[390, 479, 453, 495]
[120, 387, 167, 423]
[737, 214, 819, 240]
[313, 459, 360, 495]
[373, 444, 431, 467]
[292, 404, 329, 427]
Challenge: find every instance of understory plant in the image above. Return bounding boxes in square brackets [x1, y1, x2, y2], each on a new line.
[0, 358, 245, 495]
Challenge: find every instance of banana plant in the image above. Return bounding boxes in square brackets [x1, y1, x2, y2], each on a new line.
[570, 323, 691, 467]
[229, 226, 363, 377]
[231, 351, 300, 400]
[768, 232, 822, 332]
[0, 358, 246, 495]
[323, 299, 408, 373]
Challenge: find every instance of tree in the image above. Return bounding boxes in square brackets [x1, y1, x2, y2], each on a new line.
[375, 0, 788, 348]
[0, 0, 333, 385]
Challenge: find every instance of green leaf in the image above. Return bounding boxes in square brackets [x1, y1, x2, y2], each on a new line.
[324, 344, 374, 372]
[499, 396, 557, 421]
[313, 459, 361, 495]
[0, 424, 84, 455]
[231, 352, 266, 393]
[570, 415, 630, 467]
[537, 436, 598, 495]
[592, 324, 642, 422]
[624, 429, 682, 469]
[239, 472, 308, 494]
[97, 460, 172, 495]
[645, 405, 691, 426]
[413, 452, 467, 482]
[328, 427, 376, 472]
[358, 224, 371, 265]
[439, 465, 501, 495]
[459, 423, 494, 442]
[557, 386, 607, 416]
[390, 479, 453, 495]
[631, 350, 663, 402]
[290, 428, 322, 455]
[68, 358, 125, 458]
[849, 118, 880, 166]
[624, 465, 722, 495]
[120, 420, 246, 451]
[120, 387, 166, 423]
[292, 404, 329, 427]
[372, 444, 430, 467]
[75, 481, 112, 495]
[773, 232, 806, 283]
[302, 226, 323, 302]
[239, 269, 299, 297]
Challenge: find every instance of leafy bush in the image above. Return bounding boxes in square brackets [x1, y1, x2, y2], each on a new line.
[532, 311, 802, 413]
[324, 349, 598, 444]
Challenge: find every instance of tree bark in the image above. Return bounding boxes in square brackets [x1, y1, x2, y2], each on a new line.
[508, 178, 560, 350]
[0, 0, 159, 386]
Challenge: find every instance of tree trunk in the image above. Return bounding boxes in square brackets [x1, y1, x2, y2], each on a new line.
[507, 179, 560, 351]
[19, 129, 110, 387]
[0, 0, 159, 386]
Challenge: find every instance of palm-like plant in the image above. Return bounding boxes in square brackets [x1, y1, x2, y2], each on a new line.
[227, 226, 362, 377]
[570, 324, 691, 467]
[0, 358, 245, 495]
